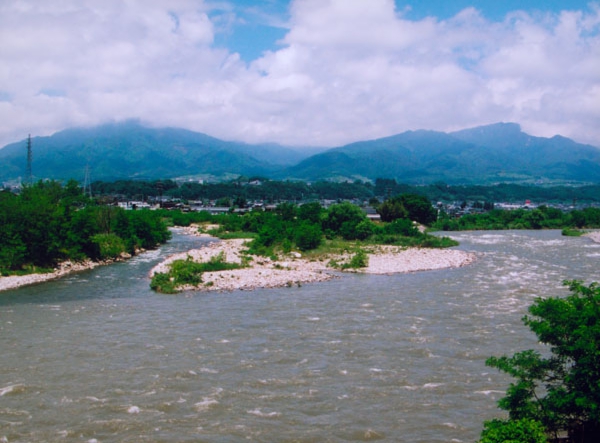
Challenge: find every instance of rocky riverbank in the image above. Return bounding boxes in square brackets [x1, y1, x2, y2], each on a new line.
[586, 231, 600, 243]
[0, 253, 135, 293]
[149, 237, 477, 293]
[0, 260, 103, 292]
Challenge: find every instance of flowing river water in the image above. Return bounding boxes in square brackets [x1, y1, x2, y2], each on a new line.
[1, 230, 599, 443]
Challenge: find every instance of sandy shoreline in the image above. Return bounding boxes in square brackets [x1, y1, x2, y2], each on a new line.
[149, 235, 477, 293]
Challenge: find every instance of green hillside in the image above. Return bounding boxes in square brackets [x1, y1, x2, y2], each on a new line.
[0, 121, 318, 182]
[282, 123, 600, 184]
[1, 121, 599, 185]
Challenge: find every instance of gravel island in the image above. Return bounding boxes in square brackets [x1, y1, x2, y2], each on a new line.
[149, 235, 477, 293]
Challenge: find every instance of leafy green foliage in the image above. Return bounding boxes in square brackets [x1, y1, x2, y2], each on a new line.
[323, 202, 368, 240]
[377, 198, 408, 222]
[434, 206, 600, 231]
[354, 220, 376, 241]
[149, 272, 176, 294]
[399, 194, 438, 226]
[484, 280, 600, 442]
[189, 199, 455, 256]
[297, 201, 324, 224]
[169, 256, 205, 286]
[92, 177, 600, 205]
[342, 249, 369, 269]
[479, 418, 548, 443]
[294, 221, 323, 251]
[91, 233, 126, 259]
[150, 252, 242, 293]
[197, 252, 242, 273]
[561, 228, 584, 237]
[382, 218, 419, 236]
[0, 181, 171, 274]
[377, 193, 437, 226]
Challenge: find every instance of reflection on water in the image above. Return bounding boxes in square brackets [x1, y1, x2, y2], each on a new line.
[0, 230, 598, 442]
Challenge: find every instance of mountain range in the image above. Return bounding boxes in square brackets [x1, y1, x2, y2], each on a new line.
[1, 121, 599, 185]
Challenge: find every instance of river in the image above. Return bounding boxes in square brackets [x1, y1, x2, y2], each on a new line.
[1, 230, 599, 442]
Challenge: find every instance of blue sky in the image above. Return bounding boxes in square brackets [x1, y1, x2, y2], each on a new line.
[216, 1, 596, 61]
[0, 0, 598, 149]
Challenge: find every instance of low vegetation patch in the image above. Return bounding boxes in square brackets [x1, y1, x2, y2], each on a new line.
[342, 249, 369, 270]
[150, 252, 243, 293]
[561, 228, 584, 237]
[433, 206, 600, 231]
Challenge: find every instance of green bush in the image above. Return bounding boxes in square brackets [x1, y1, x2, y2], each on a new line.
[149, 272, 176, 294]
[295, 221, 323, 251]
[383, 218, 419, 236]
[91, 233, 126, 259]
[197, 251, 242, 273]
[323, 202, 368, 234]
[479, 418, 548, 443]
[150, 252, 243, 293]
[561, 228, 583, 237]
[354, 220, 375, 240]
[417, 235, 459, 248]
[342, 249, 369, 269]
[170, 255, 205, 286]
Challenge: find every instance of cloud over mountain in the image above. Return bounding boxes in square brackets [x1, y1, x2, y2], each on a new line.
[0, 0, 598, 149]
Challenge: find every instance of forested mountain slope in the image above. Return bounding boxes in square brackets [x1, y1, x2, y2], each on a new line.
[1, 121, 598, 184]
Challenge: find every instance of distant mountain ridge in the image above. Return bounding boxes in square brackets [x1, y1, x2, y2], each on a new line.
[281, 123, 600, 184]
[0, 121, 322, 183]
[1, 121, 599, 184]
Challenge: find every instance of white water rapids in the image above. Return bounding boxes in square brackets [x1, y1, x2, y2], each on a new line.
[1, 230, 598, 442]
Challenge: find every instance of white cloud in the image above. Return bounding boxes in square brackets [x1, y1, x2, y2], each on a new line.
[0, 0, 598, 150]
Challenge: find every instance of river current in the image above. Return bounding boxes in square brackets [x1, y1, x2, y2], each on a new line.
[1, 230, 599, 442]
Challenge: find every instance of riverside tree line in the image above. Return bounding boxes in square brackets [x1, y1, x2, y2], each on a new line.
[0, 181, 452, 276]
[0, 180, 170, 273]
[90, 178, 600, 205]
[3, 179, 600, 275]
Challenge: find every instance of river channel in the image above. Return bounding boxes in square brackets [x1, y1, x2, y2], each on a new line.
[1, 230, 599, 442]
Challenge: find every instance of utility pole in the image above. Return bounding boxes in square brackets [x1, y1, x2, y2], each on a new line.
[83, 164, 92, 198]
[26, 134, 33, 184]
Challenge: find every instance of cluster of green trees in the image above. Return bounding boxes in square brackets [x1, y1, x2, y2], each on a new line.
[0, 181, 171, 274]
[89, 177, 600, 204]
[377, 179, 600, 204]
[149, 196, 454, 293]
[479, 280, 600, 443]
[92, 178, 374, 202]
[376, 193, 438, 225]
[91, 179, 179, 200]
[156, 196, 455, 260]
[434, 206, 600, 231]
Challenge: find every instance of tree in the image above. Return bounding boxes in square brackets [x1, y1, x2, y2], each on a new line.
[323, 202, 368, 240]
[294, 221, 322, 251]
[354, 220, 375, 240]
[400, 193, 438, 226]
[377, 197, 408, 222]
[297, 202, 323, 224]
[485, 280, 600, 442]
[523, 209, 546, 229]
[276, 202, 297, 221]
